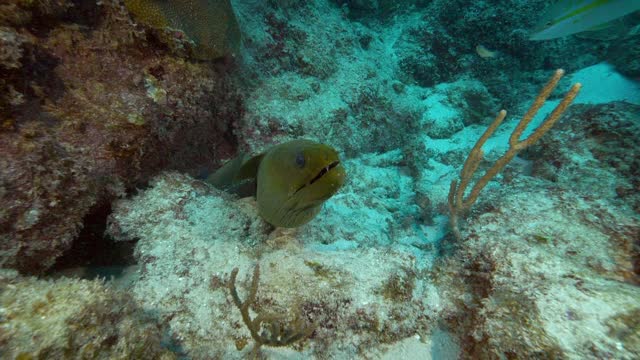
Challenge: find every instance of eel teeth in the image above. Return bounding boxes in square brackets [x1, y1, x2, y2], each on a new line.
[294, 161, 340, 194]
[309, 161, 339, 185]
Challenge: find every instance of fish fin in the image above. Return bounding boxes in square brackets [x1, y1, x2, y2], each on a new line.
[584, 19, 619, 32]
[206, 152, 264, 197]
[235, 153, 265, 182]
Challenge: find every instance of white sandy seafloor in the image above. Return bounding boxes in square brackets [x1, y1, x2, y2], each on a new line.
[105, 60, 640, 359]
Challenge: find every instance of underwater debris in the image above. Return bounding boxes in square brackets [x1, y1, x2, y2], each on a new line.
[123, 0, 241, 60]
[448, 69, 582, 241]
[475, 44, 497, 59]
[228, 264, 315, 357]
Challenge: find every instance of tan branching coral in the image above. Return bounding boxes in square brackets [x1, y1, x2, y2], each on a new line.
[448, 69, 582, 240]
[228, 264, 315, 357]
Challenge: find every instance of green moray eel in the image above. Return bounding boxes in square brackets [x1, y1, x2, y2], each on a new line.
[207, 140, 346, 228]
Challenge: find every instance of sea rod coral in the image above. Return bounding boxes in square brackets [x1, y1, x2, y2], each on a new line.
[448, 69, 582, 240]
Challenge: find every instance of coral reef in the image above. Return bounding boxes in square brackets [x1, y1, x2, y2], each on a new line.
[0, 0, 242, 273]
[1, 0, 639, 359]
[107, 172, 438, 359]
[449, 69, 581, 240]
[606, 309, 640, 355]
[531, 101, 640, 217]
[392, 1, 596, 95]
[231, 0, 640, 173]
[234, 0, 424, 155]
[603, 11, 640, 79]
[433, 96, 640, 358]
[228, 265, 315, 357]
[105, 91, 640, 358]
[232, 0, 627, 160]
[607, 33, 640, 79]
[436, 174, 640, 358]
[0, 269, 175, 359]
[123, 0, 241, 60]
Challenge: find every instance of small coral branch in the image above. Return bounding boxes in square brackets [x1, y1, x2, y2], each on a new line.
[448, 69, 582, 240]
[228, 265, 315, 357]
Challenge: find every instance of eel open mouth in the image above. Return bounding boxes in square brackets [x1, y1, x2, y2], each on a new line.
[294, 160, 340, 194]
[309, 160, 340, 185]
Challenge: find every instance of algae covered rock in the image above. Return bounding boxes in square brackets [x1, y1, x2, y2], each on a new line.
[0, 0, 242, 274]
[607, 33, 640, 79]
[124, 0, 241, 60]
[0, 269, 175, 359]
[435, 179, 640, 359]
[106, 172, 440, 359]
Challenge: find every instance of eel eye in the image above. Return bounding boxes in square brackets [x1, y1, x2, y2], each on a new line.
[295, 152, 305, 168]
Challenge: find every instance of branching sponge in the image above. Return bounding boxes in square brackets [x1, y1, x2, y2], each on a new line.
[228, 264, 315, 357]
[448, 69, 582, 240]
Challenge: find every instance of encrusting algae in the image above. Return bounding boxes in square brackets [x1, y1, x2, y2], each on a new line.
[0, 269, 175, 359]
[124, 0, 241, 60]
[0, 0, 243, 274]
